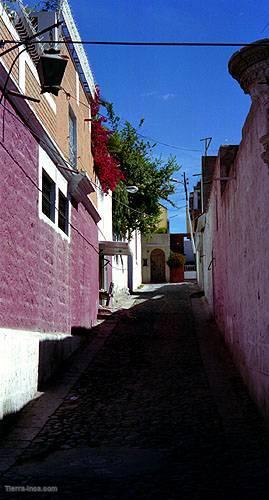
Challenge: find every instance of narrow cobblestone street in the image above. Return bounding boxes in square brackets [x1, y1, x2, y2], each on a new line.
[1, 283, 269, 499]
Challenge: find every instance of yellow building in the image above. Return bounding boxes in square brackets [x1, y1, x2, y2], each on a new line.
[155, 204, 169, 233]
[141, 204, 170, 283]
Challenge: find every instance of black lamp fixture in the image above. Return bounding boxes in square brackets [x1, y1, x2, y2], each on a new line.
[37, 47, 68, 96]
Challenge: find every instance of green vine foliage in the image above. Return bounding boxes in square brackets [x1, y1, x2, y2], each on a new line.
[105, 105, 180, 239]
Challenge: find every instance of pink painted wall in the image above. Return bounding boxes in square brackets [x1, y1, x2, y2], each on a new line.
[70, 203, 99, 330]
[203, 100, 269, 415]
[0, 100, 98, 334]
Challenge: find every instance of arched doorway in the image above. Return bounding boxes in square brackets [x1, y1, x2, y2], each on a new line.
[150, 249, 166, 283]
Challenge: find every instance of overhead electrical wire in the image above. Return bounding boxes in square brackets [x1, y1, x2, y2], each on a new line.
[60, 87, 202, 153]
[0, 99, 167, 221]
[1, 39, 268, 48]
[0, 98, 184, 273]
[0, 42, 191, 259]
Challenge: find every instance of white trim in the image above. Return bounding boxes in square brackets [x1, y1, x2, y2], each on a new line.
[18, 50, 26, 93]
[88, 103, 92, 133]
[61, 0, 95, 97]
[24, 61, 57, 114]
[0, 2, 21, 41]
[38, 145, 71, 242]
[76, 71, 80, 106]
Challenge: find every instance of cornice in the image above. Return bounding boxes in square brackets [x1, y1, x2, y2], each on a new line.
[228, 40, 269, 102]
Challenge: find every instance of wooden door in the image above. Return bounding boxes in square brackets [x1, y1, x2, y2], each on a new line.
[150, 249, 166, 283]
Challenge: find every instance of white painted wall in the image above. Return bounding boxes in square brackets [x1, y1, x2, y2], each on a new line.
[0, 331, 39, 419]
[200, 204, 214, 312]
[141, 233, 170, 283]
[97, 185, 113, 242]
[97, 187, 141, 296]
[129, 230, 142, 291]
[195, 213, 206, 290]
[111, 230, 142, 299]
[0, 329, 82, 420]
[112, 254, 129, 297]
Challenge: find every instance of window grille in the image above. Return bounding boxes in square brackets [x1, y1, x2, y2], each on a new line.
[69, 107, 77, 168]
[42, 170, 55, 222]
[58, 189, 69, 235]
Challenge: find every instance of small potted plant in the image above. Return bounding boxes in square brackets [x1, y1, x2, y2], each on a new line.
[167, 252, 185, 283]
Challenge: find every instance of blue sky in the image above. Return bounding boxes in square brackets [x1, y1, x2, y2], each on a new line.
[68, 0, 269, 232]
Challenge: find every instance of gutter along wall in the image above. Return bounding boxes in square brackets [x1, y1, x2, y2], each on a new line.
[199, 41, 269, 417]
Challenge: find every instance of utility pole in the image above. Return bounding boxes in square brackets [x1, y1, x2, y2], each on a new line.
[200, 137, 212, 212]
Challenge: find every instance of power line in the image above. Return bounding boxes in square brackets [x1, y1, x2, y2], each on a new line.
[1, 39, 268, 47]
[60, 87, 202, 153]
[136, 132, 201, 152]
[0, 99, 164, 221]
[0, 100, 186, 276]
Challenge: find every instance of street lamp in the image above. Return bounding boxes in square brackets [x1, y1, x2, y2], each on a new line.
[126, 185, 138, 194]
[171, 177, 184, 185]
[0, 21, 67, 100]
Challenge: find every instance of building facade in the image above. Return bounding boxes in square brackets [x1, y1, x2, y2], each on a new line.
[97, 183, 142, 304]
[195, 40, 269, 417]
[142, 206, 170, 284]
[0, 0, 100, 418]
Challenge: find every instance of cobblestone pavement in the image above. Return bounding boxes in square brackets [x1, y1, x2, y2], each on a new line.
[1, 283, 269, 499]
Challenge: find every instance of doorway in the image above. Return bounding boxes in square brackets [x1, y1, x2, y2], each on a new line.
[150, 249, 166, 283]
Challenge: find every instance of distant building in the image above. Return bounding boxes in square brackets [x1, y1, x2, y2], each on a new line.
[142, 205, 170, 283]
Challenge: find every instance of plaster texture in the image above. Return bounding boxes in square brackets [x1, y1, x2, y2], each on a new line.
[200, 42, 269, 416]
[0, 100, 99, 417]
[0, 331, 39, 419]
[0, 101, 99, 334]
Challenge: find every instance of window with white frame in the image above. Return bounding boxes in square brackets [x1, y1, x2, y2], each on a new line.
[39, 146, 70, 241]
[58, 189, 69, 235]
[42, 170, 55, 222]
[69, 106, 77, 168]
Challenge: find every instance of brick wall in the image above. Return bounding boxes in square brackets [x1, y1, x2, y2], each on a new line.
[0, 18, 19, 84]
[25, 63, 57, 141]
[0, 13, 96, 206]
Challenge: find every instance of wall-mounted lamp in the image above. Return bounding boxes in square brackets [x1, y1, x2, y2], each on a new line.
[37, 48, 68, 96]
